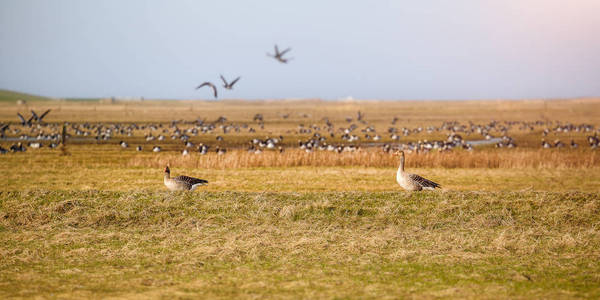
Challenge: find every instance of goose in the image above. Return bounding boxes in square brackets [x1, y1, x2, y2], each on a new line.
[196, 82, 218, 98]
[554, 139, 565, 148]
[570, 140, 578, 148]
[267, 44, 292, 63]
[542, 139, 552, 148]
[28, 142, 42, 149]
[197, 144, 209, 155]
[394, 150, 441, 191]
[10, 143, 26, 153]
[216, 146, 227, 155]
[163, 166, 208, 191]
[220, 75, 241, 90]
[136, 145, 143, 151]
[152, 146, 161, 152]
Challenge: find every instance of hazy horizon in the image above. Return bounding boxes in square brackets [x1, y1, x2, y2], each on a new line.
[1, 0, 599, 100]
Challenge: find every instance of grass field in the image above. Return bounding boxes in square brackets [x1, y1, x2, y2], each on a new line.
[1, 94, 599, 298]
[2, 191, 599, 298]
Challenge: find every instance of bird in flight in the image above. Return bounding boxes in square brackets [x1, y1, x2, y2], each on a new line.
[196, 82, 218, 98]
[220, 75, 241, 90]
[29, 109, 51, 122]
[17, 113, 34, 126]
[267, 45, 292, 63]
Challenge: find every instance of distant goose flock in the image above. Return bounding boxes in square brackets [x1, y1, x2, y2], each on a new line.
[2, 109, 599, 156]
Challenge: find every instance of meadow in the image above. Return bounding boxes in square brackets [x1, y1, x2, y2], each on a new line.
[1, 91, 599, 298]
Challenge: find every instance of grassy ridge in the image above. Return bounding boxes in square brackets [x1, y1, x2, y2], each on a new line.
[1, 191, 599, 298]
[0, 89, 52, 102]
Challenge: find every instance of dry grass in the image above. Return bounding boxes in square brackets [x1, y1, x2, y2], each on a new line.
[128, 148, 600, 169]
[2, 146, 600, 192]
[1, 191, 599, 298]
[1, 98, 600, 298]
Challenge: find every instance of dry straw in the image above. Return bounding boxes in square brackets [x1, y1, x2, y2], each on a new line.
[127, 149, 599, 169]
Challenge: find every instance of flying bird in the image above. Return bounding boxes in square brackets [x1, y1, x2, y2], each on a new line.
[220, 75, 241, 90]
[17, 113, 34, 126]
[196, 82, 218, 98]
[267, 45, 293, 63]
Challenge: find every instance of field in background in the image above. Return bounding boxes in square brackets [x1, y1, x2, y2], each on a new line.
[2, 92, 600, 149]
[1, 94, 600, 298]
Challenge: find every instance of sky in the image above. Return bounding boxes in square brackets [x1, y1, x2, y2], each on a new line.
[0, 0, 599, 100]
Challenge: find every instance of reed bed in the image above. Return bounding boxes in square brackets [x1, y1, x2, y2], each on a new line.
[127, 148, 600, 169]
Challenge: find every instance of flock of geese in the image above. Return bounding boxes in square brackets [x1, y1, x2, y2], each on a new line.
[1, 109, 599, 155]
[195, 44, 291, 99]
[164, 149, 439, 192]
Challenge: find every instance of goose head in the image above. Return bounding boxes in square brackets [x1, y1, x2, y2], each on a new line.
[393, 150, 405, 157]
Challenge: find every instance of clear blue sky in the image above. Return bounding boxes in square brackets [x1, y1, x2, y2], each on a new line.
[1, 0, 599, 100]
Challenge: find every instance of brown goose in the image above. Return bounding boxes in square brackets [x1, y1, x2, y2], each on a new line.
[164, 166, 208, 191]
[394, 151, 440, 191]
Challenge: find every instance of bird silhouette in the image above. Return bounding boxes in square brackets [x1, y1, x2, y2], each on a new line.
[267, 45, 292, 63]
[220, 75, 241, 90]
[17, 113, 34, 126]
[196, 82, 218, 98]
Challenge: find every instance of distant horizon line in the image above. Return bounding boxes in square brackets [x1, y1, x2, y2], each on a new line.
[1, 88, 598, 102]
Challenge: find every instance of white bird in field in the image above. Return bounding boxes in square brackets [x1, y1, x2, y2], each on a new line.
[394, 150, 441, 191]
[163, 166, 208, 191]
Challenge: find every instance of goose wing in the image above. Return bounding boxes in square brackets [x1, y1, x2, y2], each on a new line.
[39, 109, 51, 121]
[229, 76, 241, 87]
[408, 173, 441, 189]
[17, 113, 26, 124]
[26, 114, 35, 125]
[279, 47, 291, 56]
[30, 110, 39, 121]
[196, 82, 211, 89]
[174, 175, 208, 186]
[219, 75, 228, 85]
[196, 82, 218, 98]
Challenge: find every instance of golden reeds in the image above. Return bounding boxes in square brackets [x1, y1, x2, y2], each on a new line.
[126, 148, 599, 169]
